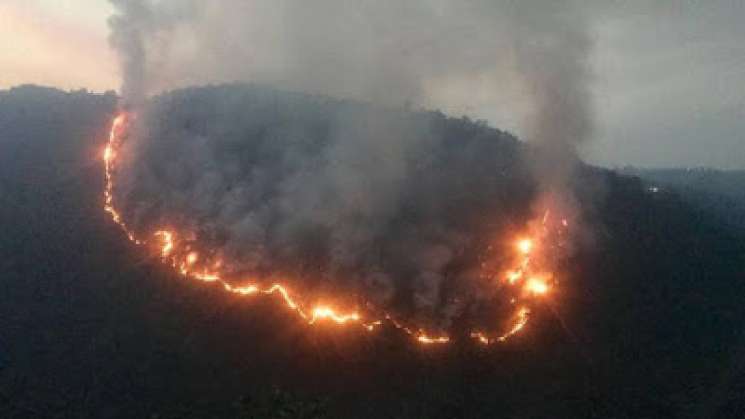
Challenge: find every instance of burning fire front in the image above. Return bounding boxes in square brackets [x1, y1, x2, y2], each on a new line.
[103, 112, 567, 345]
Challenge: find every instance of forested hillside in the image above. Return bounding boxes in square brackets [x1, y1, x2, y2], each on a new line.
[621, 167, 745, 231]
[1, 85, 744, 418]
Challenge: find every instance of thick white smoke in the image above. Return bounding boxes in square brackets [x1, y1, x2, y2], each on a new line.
[107, 0, 148, 106]
[107, 0, 593, 327]
[108, 1, 593, 146]
[115, 86, 535, 325]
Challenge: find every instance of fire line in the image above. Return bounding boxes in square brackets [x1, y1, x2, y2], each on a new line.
[103, 111, 562, 345]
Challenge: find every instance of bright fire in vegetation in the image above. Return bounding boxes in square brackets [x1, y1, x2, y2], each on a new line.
[103, 112, 565, 345]
[517, 239, 533, 255]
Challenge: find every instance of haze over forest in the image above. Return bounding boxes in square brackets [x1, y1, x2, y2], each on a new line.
[2, 0, 744, 169]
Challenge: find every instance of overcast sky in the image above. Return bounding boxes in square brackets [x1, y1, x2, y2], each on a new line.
[1, 0, 743, 169]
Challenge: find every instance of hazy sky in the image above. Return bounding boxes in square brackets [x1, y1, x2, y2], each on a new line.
[0, 0, 117, 91]
[1, 0, 743, 169]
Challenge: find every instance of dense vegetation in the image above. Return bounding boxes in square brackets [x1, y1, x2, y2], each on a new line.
[1, 85, 744, 418]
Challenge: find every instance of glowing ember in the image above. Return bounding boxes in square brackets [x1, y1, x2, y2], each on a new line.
[470, 306, 531, 345]
[103, 112, 564, 345]
[310, 307, 361, 324]
[154, 230, 173, 257]
[506, 270, 522, 284]
[525, 277, 549, 295]
[103, 146, 114, 162]
[470, 332, 491, 345]
[417, 335, 450, 345]
[498, 307, 531, 342]
[517, 238, 533, 255]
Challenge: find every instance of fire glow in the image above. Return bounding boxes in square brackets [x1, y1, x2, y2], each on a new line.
[103, 112, 563, 345]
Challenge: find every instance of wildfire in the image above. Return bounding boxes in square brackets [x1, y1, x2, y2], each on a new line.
[154, 230, 174, 257]
[417, 335, 451, 345]
[103, 112, 563, 345]
[310, 307, 361, 324]
[525, 277, 550, 295]
[498, 307, 531, 342]
[470, 306, 531, 345]
[517, 238, 533, 255]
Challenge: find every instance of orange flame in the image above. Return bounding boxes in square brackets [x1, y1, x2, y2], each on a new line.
[525, 277, 550, 295]
[517, 238, 533, 255]
[416, 335, 451, 345]
[103, 112, 560, 345]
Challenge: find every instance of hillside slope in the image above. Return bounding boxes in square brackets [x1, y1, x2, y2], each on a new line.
[621, 167, 745, 232]
[1, 85, 744, 419]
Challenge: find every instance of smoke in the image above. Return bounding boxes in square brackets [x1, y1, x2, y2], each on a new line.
[115, 86, 535, 326]
[107, 1, 593, 138]
[107, 1, 593, 327]
[107, 0, 148, 106]
[511, 3, 594, 215]
[107, 0, 197, 106]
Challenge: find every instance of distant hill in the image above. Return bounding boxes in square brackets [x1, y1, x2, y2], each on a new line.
[621, 167, 745, 231]
[1, 85, 744, 419]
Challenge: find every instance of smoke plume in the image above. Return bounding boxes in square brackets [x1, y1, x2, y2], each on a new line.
[107, 1, 593, 328]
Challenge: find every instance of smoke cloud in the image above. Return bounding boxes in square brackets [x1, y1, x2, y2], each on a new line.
[108, 0, 197, 106]
[107, 0, 593, 327]
[116, 86, 537, 325]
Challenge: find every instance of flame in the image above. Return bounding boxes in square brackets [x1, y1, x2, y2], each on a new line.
[525, 277, 550, 295]
[416, 335, 450, 345]
[154, 230, 174, 257]
[103, 146, 114, 162]
[498, 307, 531, 342]
[517, 238, 533, 255]
[310, 307, 361, 324]
[506, 270, 522, 284]
[103, 112, 563, 345]
[470, 332, 491, 345]
[470, 306, 531, 345]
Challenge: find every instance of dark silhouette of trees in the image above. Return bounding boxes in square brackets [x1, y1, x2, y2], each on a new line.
[1, 85, 744, 418]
